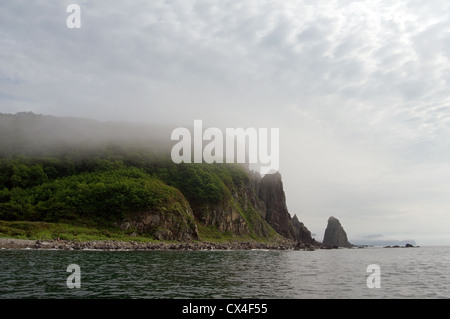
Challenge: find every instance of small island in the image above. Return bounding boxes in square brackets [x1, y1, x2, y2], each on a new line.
[384, 243, 419, 248]
[322, 216, 353, 248]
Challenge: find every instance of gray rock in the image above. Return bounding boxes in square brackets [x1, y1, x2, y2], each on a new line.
[323, 216, 352, 248]
[259, 172, 296, 240]
[291, 214, 315, 245]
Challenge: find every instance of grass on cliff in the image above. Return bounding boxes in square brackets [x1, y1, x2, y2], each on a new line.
[196, 223, 280, 243]
[0, 220, 160, 242]
[0, 220, 281, 244]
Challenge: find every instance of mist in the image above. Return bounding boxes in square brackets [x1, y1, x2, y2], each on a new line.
[0, 112, 175, 157]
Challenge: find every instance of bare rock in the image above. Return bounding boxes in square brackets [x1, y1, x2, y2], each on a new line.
[323, 216, 352, 248]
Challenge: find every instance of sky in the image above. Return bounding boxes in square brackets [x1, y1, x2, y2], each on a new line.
[1, 0, 450, 245]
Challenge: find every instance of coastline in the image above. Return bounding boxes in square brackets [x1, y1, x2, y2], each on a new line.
[0, 237, 319, 251]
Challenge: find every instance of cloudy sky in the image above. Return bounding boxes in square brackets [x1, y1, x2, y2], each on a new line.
[2, 0, 450, 245]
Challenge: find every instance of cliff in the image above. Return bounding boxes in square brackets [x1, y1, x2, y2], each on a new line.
[258, 172, 296, 239]
[291, 215, 316, 245]
[0, 112, 316, 244]
[258, 172, 316, 244]
[322, 216, 352, 247]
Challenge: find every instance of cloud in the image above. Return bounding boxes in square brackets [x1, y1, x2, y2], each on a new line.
[365, 234, 384, 239]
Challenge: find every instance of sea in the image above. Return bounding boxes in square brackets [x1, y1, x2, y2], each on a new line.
[0, 246, 449, 299]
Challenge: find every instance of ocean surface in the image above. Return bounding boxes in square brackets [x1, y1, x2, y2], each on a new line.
[0, 246, 449, 299]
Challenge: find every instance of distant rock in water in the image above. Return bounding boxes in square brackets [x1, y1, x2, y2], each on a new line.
[323, 216, 352, 248]
[351, 239, 416, 247]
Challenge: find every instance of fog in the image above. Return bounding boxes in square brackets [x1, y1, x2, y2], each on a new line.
[0, 112, 174, 156]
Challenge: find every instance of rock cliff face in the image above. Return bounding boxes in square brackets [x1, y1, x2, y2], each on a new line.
[192, 171, 288, 239]
[258, 172, 315, 244]
[323, 216, 352, 247]
[121, 209, 199, 241]
[258, 172, 296, 239]
[176, 169, 316, 244]
[291, 215, 316, 245]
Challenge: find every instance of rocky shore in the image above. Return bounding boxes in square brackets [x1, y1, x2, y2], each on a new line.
[0, 237, 320, 251]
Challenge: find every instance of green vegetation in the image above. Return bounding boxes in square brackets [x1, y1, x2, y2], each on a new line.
[149, 160, 249, 205]
[0, 163, 188, 224]
[0, 149, 275, 242]
[196, 223, 274, 243]
[0, 220, 160, 242]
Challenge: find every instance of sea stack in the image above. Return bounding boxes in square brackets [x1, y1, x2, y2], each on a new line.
[323, 216, 352, 248]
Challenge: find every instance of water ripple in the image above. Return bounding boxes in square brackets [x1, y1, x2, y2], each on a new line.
[0, 247, 449, 298]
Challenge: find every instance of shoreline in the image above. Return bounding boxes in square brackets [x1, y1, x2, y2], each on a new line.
[0, 237, 320, 251]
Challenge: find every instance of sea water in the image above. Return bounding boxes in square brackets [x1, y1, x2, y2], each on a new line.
[0, 246, 449, 298]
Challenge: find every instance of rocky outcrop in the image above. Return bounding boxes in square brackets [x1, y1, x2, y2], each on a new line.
[194, 202, 249, 235]
[258, 172, 316, 245]
[258, 172, 296, 240]
[291, 215, 316, 245]
[192, 172, 280, 238]
[323, 216, 352, 247]
[119, 194, 200, 241]
[184, 170, 316, 245]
